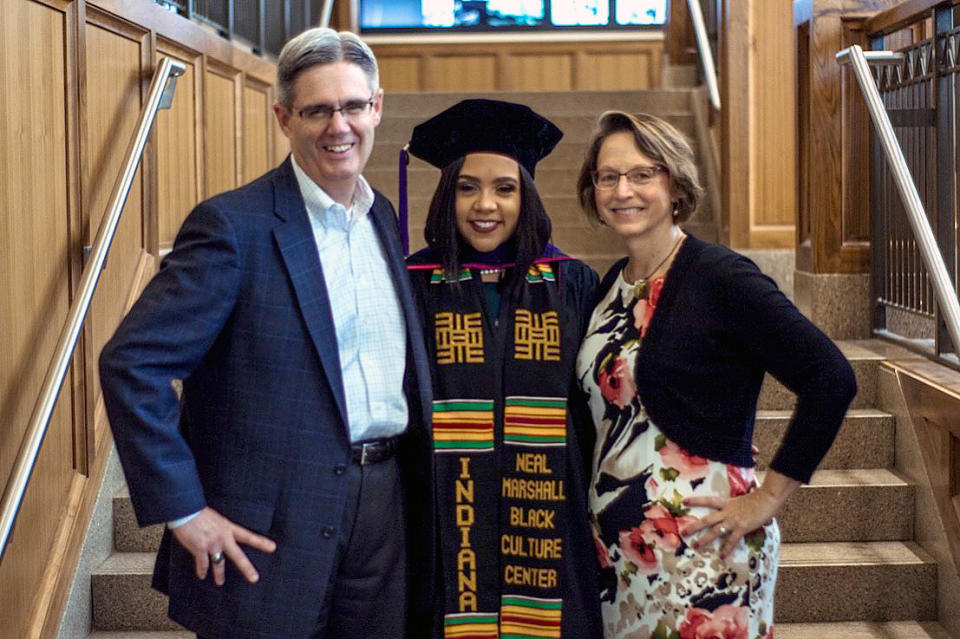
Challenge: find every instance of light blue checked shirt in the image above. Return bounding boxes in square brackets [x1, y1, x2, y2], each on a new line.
[291, 157, 408, 443]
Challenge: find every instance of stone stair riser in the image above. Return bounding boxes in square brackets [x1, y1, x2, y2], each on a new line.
[775, 562, 936, 622]
[92, 572, 181, 632]
[754, 412, 895, 471]
[777, 481, 914, 543]
[758, 357, 879, 411]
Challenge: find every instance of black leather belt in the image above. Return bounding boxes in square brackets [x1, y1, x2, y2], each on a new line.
[350, 436, 399, 465]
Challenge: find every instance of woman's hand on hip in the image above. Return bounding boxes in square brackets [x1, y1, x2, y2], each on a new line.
[679, 470, 800, 558]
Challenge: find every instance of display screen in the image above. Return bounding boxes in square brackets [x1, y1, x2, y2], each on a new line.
[360, 0, 666, 30]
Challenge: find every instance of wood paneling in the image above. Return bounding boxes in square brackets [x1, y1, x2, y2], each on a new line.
[426, 54, 498, 91]
[83, 15, 148, 392]
[242, 79, 273, 185]
[720, 0, 796, 249]
[0, 4, 76, 638]
[751, 0, 797, 236]
[794, 0, 900, 272]
[372, 39, 664, 92]
[204, 65, 240, 197]
[508, 53, 573, 91]
[578, 50, 656, 90]
[377, 55, 422, 92]
[667, 0, 698, 65]
[155, 42, 202, 250]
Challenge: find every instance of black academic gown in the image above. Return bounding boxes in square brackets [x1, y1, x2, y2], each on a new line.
[405, 245, 603, 639]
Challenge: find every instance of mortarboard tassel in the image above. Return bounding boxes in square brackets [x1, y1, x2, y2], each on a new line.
[398, 144, 410, 256]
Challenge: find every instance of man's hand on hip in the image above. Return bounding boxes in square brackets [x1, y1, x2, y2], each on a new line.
[170, 506, 277, 586]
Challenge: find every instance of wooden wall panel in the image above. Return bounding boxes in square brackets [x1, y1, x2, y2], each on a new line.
[578, 51, 655, 90]
[426, 55, 498, 90]
[155, 43, 201, 250]
[378, 56, 423, 92]
[667, 0, 698, 65]
[507, 53, 573, 90]
[83, 17, 148, 390]
[204, 67, 240, 197]
[751, 0, 797, 236]
[371, 39, 664, 92]
[721, 0, 797, 249]
[0, 4, 76, 637]
[242, 80, 272, 185]
[794, 0, 900, 271]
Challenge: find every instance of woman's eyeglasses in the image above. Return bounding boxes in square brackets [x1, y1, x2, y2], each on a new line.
[591, 165, 667, 190]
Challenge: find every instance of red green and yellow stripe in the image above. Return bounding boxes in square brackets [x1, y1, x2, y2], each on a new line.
[443, 612, 500, 638]
[433, 399, 495, 452]
[503, 397, 567, 446]
[525, 263, 555, 283]
[431, 267, 472, 283]
[500, 595, 562, 639]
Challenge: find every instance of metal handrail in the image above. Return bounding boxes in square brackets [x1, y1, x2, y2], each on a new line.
[0, 57, 186, 563]
[319, 0, 334, 28]
[837, 44, 960, 356]
[686, 0, 720, 111]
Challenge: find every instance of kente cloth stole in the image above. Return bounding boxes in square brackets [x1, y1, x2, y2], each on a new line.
[420, 259, 576, 639]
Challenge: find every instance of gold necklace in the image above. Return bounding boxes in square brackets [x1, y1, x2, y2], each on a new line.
[627, 234, 685, 284]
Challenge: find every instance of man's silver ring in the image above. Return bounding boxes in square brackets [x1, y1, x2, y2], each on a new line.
[210, 551, 225, 564]
[718, 525, 730, 537]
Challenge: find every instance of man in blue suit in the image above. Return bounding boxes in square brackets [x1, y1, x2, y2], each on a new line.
[99, 28, 432, 639]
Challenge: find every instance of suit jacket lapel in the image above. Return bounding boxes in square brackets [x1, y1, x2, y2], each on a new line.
[271, 159, 349, 429]
[369, 194, 433, 426]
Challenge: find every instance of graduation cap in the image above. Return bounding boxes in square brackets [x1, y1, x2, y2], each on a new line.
[397, 99, 563, 254]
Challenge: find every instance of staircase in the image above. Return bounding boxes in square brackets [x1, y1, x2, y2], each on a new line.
[80, 91, 954, 638]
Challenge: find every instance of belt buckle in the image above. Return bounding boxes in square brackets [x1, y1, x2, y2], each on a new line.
[360, 441, 374, 465]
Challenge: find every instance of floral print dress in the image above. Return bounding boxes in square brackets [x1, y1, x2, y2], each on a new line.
[576, 268, 779, 639]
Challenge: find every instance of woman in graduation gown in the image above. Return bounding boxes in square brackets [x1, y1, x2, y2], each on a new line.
[404, 99, 603, 639]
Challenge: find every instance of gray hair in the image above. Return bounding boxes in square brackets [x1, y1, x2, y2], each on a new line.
[276, 28, 379, 107]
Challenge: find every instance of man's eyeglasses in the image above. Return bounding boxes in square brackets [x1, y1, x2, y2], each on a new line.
[591, 165, 667, 190]
[295, 97, 375, 123]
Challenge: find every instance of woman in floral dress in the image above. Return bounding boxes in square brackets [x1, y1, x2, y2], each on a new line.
[573, 111, 856, 639]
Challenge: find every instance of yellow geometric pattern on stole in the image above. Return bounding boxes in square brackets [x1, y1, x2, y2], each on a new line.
[435, 311, 485, 365]
[514, 310, 560, 361]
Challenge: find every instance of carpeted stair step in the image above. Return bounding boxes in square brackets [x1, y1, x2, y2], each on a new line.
[775, 542, 937, 622]
[771, 469, 914, 543]
[775, 621, 952, 639]
[91, 553, 182, 631]
[113, 487, 163, 553]
[758, 341, 885, 411]
[754, 408, 895, 471]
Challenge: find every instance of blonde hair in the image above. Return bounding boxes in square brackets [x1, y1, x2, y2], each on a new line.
[576, 111, 702, 224]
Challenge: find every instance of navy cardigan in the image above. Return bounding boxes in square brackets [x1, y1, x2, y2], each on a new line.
[597, 234, 856, 483]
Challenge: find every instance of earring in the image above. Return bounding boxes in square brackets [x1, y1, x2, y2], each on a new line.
[672, 202, 680, 218]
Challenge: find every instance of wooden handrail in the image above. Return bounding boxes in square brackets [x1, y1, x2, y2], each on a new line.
[865, 0, 960, 36]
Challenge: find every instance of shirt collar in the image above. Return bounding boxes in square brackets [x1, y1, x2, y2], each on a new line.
[290, 155, 374, 226]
